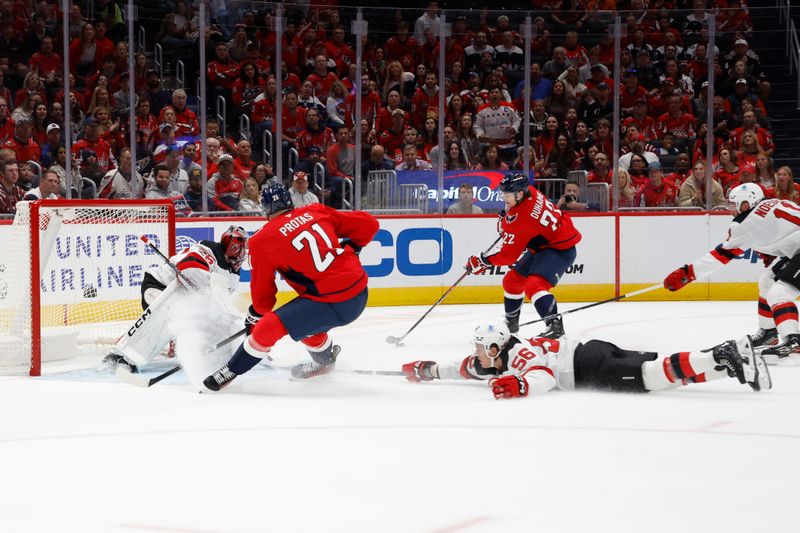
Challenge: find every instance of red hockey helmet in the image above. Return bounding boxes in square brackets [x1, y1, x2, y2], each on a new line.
[220, 225, 248, 271]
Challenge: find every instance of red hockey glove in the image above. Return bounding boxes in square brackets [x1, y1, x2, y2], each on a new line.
[402, 361, 437, 382]
[490, 374, 529, 399]
[664, 264, 696, 291]
[466, 254, 491, 274]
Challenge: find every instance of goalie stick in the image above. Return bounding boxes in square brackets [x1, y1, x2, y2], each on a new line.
[386, 234, 503, 347]
[518, 283, 663, 328]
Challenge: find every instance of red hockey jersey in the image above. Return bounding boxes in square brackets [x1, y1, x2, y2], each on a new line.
[487, 186, 582, 266]
[249, 204, 379, 314]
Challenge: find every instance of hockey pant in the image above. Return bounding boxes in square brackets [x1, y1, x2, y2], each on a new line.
[756, 256, 800, 339]
[574, 340, 729, 393]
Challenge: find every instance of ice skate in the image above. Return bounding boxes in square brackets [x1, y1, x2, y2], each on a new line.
[736, 336, 772, 392]
[102, 353, 138, 373]
[711, 340, 746, 384]
[538, 316, 564, 339]
[505, 313, 520, 334]
[291, 345, 340, 379]
[760, 333, 800, 364]
[750, 327, 778, 352]
[203, 365, 238, 391]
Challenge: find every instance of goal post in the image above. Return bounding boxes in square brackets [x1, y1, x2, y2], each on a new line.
[0, 199, 175, 376]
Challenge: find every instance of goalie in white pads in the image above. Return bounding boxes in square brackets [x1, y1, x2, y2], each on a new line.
[664, 183, 800, 359]
[402, 322, 771, 399]
[102, 225, 248, 374]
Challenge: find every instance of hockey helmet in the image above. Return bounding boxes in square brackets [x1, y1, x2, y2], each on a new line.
[472, 322, 511, 359]
[728, 182, 764, 214]
[497, 172, 530, 194]
[220, 225, 248, 270]
[261, 184, 294, 216]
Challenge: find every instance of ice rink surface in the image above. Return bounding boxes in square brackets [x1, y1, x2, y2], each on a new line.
[2, 301, 799, 533]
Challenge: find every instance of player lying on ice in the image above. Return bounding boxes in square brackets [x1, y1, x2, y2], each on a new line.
[664, 182, 800, 360]
[203, 184, 379, 392]
[402, 322, 771, 399]
[102, 225, 249, 373]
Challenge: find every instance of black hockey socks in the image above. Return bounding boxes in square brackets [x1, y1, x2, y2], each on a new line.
[504, 295, 523, 333]
[227, 343, 263, 375]
[533, 293, 557, 320]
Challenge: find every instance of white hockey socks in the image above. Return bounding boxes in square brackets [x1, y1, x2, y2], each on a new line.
[642, 351, 727, 391]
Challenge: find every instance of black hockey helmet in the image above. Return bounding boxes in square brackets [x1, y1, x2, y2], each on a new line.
[261, 184, 294, 216]
[220, 225, 248, 271]
[498, 172, 531, 194]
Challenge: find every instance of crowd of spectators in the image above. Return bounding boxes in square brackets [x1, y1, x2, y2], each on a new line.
[0, 0, 794, 216]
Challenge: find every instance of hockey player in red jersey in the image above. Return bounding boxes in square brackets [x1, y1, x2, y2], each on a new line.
[203, 185, 380, 391]
[664, 183, 800, 360]
[466, 173, 581, 337]
[402, 321, 771, 399]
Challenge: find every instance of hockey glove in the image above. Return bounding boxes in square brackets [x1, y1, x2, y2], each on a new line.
[402, 361, 438, 382]
[664, 264, 696, 291]
[340, 238, 363, 255]
[490, 374, 529, 399]
[466, 254, 491, 275]
[244, 305, 263, 335]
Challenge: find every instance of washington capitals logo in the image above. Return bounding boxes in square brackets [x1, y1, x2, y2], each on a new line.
[505, 213, 518, 223]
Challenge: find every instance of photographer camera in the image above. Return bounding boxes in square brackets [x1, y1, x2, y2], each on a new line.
[556, 180, 600, 211]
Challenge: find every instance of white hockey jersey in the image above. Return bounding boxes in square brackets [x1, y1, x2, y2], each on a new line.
[436, 336, 580, 395]
[148, 240, 240, 295]
[693, 199, 800, 278]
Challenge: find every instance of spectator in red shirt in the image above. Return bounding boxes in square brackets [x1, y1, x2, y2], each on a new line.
[641, 163, 679, 207]
[411, 72, 440, 129]
[656, 93, 696, 144]
[231, 61, 264, 115]
[377, 109, 409, 156]
[274, 89, 308, 151]
[342, 74, 380, 131]
[2, 118, 41, 166]
[621, 70, 649, 116]
[0, 157, 23, 215]
[729, 110, 774, 156]
[664, 152, 692, 189]
[233, 140, 256, 181]
[94, 21, 115, 67]
[325, 26, 355, 77]
[386, 21, 419, 64]
[0, 97, 14, 143]
[158, 90, 199, 139]
[207, 42, 240, 92]
[295, 107, 335, 160]
[73, 117, 115, 173]
[29, 36, 62, 92]
[714, 147, 742, 195]
[769, 166, 800, 202]
[587, 151, 612, 185]
[307, 54, 339, 99]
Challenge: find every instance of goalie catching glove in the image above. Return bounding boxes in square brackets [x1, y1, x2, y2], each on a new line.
[490, 374, 529, 399]
[245, 305, 262, 335]
[466, 253, 491, 275]
[664, 264, 696, 291]
[402, 361, 438, 382]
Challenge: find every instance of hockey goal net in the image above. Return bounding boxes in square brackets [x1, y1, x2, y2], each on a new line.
[0, 200, 175, 375]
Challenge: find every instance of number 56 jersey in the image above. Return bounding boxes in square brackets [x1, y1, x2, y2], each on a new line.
[489, 186, 582, 266]
[248, 203, 379, 314]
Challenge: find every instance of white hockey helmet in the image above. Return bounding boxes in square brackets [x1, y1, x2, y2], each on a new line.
[728, 183, 764, 214]
[472, 322, 511, 357]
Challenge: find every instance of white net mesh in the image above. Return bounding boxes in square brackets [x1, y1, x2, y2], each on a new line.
[0, 201, 173, 375]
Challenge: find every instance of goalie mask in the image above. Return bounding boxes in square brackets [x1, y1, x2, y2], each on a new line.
[220, 225, 248, 271]
[472, 322, 511, 360]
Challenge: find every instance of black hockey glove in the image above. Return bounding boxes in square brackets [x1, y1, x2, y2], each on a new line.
[340, 239, 363, 255]
[245, 305, 263, 335]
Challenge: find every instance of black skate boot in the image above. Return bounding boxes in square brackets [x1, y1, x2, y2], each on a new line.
[538, 316, 564, 339]
[102, 353, 138, 373]
[203, 365, 238, 391]
[750, 327, 778, 351]
[505, 313, 520, 334]
[711, 340, 746, 384]
[736, 336, 772, 392]
[291, 345, 340, 379]
[760, 333, 800, 363]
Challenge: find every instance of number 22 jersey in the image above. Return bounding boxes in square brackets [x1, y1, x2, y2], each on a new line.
[248, 203, 380, 314]
[487, 186, 582, 266]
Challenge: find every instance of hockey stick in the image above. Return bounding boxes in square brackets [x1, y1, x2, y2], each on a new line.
[140, 235, 198, 290]
[344, 369, 404, 376]
[518, 283, 663, 328]
[386, 235, 503, 347]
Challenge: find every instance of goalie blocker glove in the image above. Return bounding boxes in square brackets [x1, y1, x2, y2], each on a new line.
[402, 361, 438, 382]
[664, 264, 696, 291]
[490, 374, 529, 399]
[245, 305, 262, 335]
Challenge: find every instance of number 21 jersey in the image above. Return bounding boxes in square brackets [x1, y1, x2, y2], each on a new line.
[248, 203, 380, 314]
